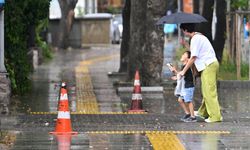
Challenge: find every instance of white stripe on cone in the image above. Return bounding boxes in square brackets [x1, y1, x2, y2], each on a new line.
[58, 111, 70, 119]
[132, 93, 142, 100]
[60, 93, 68, 101]
[134, 80, 140, 86]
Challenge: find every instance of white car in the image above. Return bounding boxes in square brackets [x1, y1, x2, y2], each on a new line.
[111, 14, 123, 44]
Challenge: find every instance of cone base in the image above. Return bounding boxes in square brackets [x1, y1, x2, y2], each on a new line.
[128, 109, 145, 112]
[49, 131, 78, 135]
[129, 100, 144, 112]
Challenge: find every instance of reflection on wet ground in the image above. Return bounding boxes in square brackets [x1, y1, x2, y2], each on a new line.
[219, 88, 250, 113]
[3, 45, 250, 149]
[10, 132, 153, 150]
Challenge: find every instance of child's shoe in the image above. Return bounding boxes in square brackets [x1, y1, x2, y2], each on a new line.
[184, 116, 197, 122]
[180, 114, 190, 121]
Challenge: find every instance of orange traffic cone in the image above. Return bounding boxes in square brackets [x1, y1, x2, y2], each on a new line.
[57, 82, 67, 111]
[128, 70, 145, 112]
[56, 135, 72, 150]
[50, 82, 77, 135]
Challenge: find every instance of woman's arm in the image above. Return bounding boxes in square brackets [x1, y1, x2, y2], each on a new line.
[178, 56, 196, 76]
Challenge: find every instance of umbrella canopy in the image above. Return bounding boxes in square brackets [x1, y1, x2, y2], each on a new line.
[156, 12, 207, 25]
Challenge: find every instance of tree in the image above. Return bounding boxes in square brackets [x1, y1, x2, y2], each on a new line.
[128, 0, 168, 85]
[213, 0, 226, 62]
[193, 0, 200, 14]
[57, 0, 78, 49]
[195, 0, 227, 63]
[198, 0, 214, 43]
[128, 0, 146, 80]
[166, 0, 177, 13]
[142, 0, 168, 85]
[119, 0, 130, 73]
[5, 0, 50, 94]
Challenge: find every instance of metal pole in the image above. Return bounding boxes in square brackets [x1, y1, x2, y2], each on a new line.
[0, 8, 10, 114]
[0, 10, 6, 72]
[248, 0, 250, 80]
[226, 0, 231, 59]
[177, 0, 181, 48]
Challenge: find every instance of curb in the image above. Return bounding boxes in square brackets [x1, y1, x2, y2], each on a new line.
[117, 86, 164, 93]
[218, 80, 250, 89]
[107, 72, 127, 77]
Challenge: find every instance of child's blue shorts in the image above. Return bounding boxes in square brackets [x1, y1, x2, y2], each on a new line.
[179, 87, 195, 103]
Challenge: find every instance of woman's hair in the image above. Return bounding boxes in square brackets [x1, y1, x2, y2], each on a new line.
[184, 51, 191, 58]
[180, 23, 195, 33]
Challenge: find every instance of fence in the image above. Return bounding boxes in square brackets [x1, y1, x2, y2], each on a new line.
[226, 11, 250, 79]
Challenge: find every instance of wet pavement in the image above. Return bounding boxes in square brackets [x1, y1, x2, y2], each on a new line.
[1, 44, 250, 149]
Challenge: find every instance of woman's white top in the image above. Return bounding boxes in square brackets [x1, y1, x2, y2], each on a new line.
[190, 33, 217, 72]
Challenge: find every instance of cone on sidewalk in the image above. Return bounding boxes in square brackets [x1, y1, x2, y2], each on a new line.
[128, 70, 145, 112]
[50, 82, 77, 135]
[57, 82, 67, 111]
[56, 135, 72, 150]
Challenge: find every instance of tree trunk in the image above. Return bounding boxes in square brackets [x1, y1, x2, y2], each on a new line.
[213, 0, 226, 62]
[128, 0, 167, 85]
[193, 0, 200, 14]
[199, 0, 214, 43]
[57, 0, 78, 49]
[119, 0, 130, 73]
[142, 0, 167, 85]
[166, 0, 176, 13]
[128, 0, 147, 80]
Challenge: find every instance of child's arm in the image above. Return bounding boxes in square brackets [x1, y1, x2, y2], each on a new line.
[167, 63, 178, 74]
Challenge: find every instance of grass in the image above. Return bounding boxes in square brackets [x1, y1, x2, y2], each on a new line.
[219, 50, 249, 80]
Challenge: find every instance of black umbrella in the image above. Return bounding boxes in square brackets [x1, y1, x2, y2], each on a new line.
[156, 12, 207, 25]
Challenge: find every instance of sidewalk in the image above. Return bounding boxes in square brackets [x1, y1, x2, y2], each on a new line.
[2, 45, 250, 149]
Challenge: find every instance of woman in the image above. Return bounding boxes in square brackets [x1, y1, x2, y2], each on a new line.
[178, 23, 223, 123]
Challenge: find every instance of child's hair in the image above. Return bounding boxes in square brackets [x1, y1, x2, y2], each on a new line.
[184, 51, 191, 58]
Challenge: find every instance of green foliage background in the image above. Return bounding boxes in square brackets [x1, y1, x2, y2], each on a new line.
[231, 0, 249, 10]
[4, 0, 51, 95]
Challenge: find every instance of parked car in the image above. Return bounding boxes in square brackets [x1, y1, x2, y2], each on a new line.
[111, 14, 123, 44]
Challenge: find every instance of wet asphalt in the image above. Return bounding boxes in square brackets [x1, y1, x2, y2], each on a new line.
[1, 43, 250, 149]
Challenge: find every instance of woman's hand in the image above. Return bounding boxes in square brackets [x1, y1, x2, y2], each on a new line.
[177, 71, 185, 78]
[171, 75, 177, 80]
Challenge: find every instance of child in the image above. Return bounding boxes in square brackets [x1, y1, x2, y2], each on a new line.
[169, 51, 196, 122]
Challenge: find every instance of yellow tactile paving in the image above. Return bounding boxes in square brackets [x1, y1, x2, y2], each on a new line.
[75, 66, 99, 113]
[29, 111, 147, 115]
[81, 54, 120, 65]
[86, 130, 230, 135]
[86, 130, 230, 150]
[75, 66, 89, 73]
[146, 132, 185, 150]
[74, 54, 119, 113]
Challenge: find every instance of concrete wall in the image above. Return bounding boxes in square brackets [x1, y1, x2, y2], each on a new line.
[48, 17, 111, 48]
[81, 18, 111, 44]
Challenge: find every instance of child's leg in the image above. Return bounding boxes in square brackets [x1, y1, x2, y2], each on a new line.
[183, 87, 195, 117]
[187, 102, 195, 117]
[178, 97, 189, 114]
